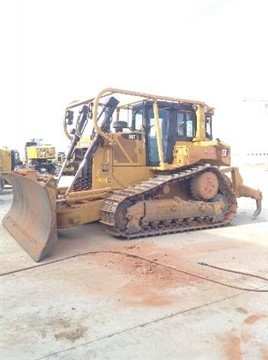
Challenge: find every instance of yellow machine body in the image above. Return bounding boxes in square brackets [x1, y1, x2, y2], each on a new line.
[26, 146, 56, 160]
[0, 147, 20, 193]
[2, 88, 262, 261]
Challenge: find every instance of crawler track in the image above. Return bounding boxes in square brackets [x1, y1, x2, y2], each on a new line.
[100, 164, 238, 238]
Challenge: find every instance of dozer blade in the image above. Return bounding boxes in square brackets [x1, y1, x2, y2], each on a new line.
[2, 173, 58, 262]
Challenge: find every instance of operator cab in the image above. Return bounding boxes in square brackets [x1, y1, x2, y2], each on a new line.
[131, 101, 198, 166]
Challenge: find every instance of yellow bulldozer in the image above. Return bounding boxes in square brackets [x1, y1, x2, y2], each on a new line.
[24, 139, 57, 174]
[0, 147, 21, 193]
[2, 88, 262, 261]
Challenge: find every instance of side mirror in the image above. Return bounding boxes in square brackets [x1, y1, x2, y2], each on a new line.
[65, 110, 74, 125]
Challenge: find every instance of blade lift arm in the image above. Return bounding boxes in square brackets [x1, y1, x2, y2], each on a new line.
[64, 96, 119, 196]
[57, 105, 90, 182]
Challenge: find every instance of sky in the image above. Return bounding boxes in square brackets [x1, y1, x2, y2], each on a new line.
[1, 0, 268, 157]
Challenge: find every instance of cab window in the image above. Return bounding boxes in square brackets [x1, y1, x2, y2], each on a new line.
[176, 111, 196, 139]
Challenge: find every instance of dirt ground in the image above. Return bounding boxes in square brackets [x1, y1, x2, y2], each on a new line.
[0, 164, 267, 360]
